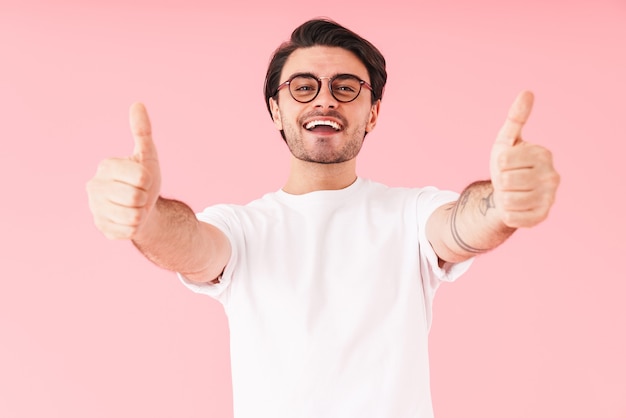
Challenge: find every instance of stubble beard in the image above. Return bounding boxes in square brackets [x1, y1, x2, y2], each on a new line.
[281, 111, 368, 165]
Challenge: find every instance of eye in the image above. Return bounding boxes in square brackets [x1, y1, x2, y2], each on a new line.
[331, 75, 361, 95]
[334, 84, 357, 93]
[290, 76, 318, 93]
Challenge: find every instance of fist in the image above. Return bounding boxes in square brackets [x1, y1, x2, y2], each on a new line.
[86, 103, 161, 240]
[490, 91, 560, 228]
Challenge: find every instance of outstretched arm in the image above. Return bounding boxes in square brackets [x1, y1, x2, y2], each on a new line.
[427, 91, 560, 264]
[86, 103, 230, 283]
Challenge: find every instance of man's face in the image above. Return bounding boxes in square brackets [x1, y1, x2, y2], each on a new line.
[269, 46, 380, 164]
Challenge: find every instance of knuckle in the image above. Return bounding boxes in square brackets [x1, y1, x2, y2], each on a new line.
[498, 172, 507, 186]
[104, 230, 123, 240]
[133, 166, 152, 188]
[539, 171, 560, 190]
[501, 211, 517, 226]
[125, 225, 138, 239]
[130, 209, 144, 226]
[98, 222, 121, 240]
[501, 192, 515, 208]
[95, 158, 118, 176]
[94, 218, 107, 232]
[550, 171, 561, 187]
[131, 189, 148, 207]
[534, 147, 553, 165]
[500, 172, 513, 188]
[498, 153, 509, 168]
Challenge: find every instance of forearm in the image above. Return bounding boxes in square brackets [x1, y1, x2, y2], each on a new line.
[428, 180, 516, 264]
[131, 197, 225, 281]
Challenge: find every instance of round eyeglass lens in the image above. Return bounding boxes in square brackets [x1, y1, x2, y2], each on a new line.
[289, 76, 319, 102]
[330, 75, 362, 102]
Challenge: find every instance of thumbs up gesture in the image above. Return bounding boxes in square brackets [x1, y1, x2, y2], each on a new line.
[490, 91, 560, 229]
[87, 103, 162, 240]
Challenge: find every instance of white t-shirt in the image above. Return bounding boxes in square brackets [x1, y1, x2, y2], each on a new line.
[179, 178, 473, 418]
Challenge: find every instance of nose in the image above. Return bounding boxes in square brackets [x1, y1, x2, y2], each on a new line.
[312, 77, 338, 109]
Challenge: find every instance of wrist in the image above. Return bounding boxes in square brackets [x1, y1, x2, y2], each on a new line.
[132, 197, 162, 244]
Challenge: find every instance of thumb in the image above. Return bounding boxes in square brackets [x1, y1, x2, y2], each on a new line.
[495, 90, 534, 147]
[129, 102, 158, 161]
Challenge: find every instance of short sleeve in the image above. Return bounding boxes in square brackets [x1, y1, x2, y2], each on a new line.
[416, 187, 474, 327]
[177, 204, 240, 305]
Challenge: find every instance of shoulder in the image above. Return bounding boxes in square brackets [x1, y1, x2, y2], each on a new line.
[196, 190, 285, 228]
[357, 178, 450, 203]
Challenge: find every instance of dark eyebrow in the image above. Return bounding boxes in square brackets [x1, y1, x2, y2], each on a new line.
[285, 72, 362, 80]
[285, 72, 317, 80]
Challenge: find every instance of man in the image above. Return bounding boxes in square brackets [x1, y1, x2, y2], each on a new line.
[87, 19, 559, 418]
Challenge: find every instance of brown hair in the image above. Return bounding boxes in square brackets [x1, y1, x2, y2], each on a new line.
[264, 18, 387, 119]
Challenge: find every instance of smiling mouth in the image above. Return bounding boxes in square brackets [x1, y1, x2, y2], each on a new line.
[304, 120, 343, 132]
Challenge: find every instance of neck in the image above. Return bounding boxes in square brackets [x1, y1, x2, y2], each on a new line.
[282, 156, 358, 195]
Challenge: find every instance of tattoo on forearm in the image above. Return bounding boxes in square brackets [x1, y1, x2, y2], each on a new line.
[479, 191, 495, 216]
[450, 183, 491, 254]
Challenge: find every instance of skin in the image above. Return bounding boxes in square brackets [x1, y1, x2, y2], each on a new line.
[269, 47, 380, 195]
[85, 45, 560, 282]
[427, 90, 560, 264]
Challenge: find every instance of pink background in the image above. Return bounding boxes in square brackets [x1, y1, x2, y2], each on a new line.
[1, 0, 624, 417]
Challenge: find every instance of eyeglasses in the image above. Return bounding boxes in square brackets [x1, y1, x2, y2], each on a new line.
[275, 73, 374, 103]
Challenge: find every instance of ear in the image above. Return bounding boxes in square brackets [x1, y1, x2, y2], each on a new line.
[365, 100, 381, 133]
[269, 97, 283, 130]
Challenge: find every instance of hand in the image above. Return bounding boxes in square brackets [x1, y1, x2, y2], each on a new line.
[86, 103, 162, 240]
[490, 91, 560, 228]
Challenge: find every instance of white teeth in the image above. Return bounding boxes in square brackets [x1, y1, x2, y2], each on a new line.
[305, 120, 341, 131]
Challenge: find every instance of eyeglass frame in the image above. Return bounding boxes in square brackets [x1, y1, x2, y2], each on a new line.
[273, 72, 375, 104]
